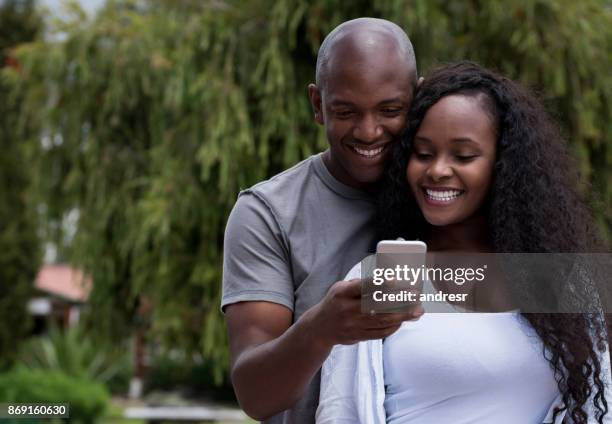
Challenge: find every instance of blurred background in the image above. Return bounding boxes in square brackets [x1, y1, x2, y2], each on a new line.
[1, 0, 610, 422]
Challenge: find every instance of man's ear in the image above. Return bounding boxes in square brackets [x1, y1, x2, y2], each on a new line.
[308, 83, 324, 125]
[417, 77, 425, 88]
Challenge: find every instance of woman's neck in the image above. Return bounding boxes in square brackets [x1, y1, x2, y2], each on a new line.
[424, 212, 491, 252]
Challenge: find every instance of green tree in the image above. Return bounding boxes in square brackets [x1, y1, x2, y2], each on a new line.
[6, 0, 610, 382]
[0, 0, 42, 369]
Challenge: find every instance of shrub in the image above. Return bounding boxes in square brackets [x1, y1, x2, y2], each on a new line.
[19, 325, 131, 394]
[0, 366, 109, 423]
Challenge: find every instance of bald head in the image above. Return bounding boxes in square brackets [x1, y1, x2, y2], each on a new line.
[307, 18, 418, 189]
[315, 18, 417, 90]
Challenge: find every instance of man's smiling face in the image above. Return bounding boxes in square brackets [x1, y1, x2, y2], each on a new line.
[309, 31, 416, 190]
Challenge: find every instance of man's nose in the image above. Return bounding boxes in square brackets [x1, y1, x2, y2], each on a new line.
[426, 158, 453, 181]
[353, 114, 383, 143]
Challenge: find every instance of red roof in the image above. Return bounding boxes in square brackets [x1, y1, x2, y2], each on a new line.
[34, 265, 91, 302]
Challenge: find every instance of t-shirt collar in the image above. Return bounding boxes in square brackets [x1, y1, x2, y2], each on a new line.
[313, 152, 377, 202]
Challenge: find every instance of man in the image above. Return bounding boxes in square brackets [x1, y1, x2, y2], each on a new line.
[222, 18, 420, 423]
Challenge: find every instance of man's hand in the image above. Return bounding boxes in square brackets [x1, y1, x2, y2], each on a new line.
[306, 278, 423, 348]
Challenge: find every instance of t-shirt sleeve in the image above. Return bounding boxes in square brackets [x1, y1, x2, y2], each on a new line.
[221, 191, 294, 312]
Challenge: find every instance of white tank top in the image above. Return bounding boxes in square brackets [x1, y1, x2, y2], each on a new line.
[383, 312, 561, 424]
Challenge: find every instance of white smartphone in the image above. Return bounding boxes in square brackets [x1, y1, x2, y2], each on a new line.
[376, 239, 427, 254]
[371, 240, 427, 313]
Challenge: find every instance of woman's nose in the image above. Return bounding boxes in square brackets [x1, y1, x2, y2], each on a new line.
[426, 159, 453, 181]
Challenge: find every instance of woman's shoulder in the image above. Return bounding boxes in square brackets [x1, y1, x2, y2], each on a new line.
[318, 338, 386, 423]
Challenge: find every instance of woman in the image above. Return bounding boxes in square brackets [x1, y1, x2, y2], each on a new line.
[316, 62, 610, 423]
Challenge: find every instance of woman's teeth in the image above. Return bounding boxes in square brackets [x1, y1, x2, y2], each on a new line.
[425, 189, 463, 202]
[352, 145, 384, 158]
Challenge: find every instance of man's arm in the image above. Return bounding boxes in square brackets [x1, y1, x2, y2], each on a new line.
[226, 301, 327, 420]
[222, 194, 421, 419]
[226, 280, 422, 420]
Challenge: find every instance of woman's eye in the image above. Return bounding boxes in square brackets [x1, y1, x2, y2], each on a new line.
[415, 153, 433, 160]
[456, 155, 478, 162]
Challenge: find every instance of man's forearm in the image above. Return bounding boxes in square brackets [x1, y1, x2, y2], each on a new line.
[231, 307, 332, 420]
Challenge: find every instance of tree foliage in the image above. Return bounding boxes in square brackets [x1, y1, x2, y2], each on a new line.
[0, 0, 41, 369]
[5, 0, 610, 382]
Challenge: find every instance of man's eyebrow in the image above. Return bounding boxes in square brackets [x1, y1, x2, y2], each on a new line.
[329, 100, 354, 107]
[329, 98, 408, 107]
[378, 98, 406, 105]
[414, 136, 431, 143]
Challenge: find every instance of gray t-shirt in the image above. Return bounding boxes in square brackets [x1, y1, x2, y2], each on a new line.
[222, 152, 377, 423]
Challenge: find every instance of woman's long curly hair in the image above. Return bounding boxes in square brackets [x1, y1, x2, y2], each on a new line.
[378, 61, 608, 423]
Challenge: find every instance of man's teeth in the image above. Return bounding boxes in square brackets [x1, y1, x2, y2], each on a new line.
[353, 145, 384, 157]
[426, 189, 463, 202]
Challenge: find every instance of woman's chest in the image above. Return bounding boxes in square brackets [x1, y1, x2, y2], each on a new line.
[383, 313, 558, 398]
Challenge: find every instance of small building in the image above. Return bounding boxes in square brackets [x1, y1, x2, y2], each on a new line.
[28, 264, 91, 332]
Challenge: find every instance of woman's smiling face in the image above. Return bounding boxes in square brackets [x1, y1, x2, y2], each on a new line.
[407, 94, 497, 227]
